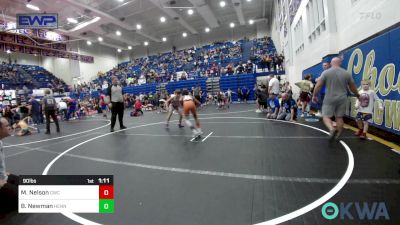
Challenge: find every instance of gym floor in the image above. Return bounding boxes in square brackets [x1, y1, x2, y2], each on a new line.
[1, 104, 399, 225]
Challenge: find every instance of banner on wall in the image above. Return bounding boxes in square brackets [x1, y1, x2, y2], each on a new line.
[24, 46, 41, 55]
[340, 26, 400, 135]
[16, 35, 35, 45]
[0, 32, 93, 63]
[0, 33, 15, 42]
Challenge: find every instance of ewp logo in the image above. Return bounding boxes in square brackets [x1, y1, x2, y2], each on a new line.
[322, 202, 390, 220]
[17, 14, 58, 29]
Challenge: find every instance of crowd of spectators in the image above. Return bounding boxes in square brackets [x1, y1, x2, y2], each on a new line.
[91, 36, 283, 89]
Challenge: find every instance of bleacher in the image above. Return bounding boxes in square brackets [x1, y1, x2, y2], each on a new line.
[0, 64, 68, 91]
[84, 36, 284, 101]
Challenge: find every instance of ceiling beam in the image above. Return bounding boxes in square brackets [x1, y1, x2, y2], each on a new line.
[187, 0, 219, 28]
[231, 0, 246, 25]
[149, 0, 198, 34]
[66, 0, 160, 42]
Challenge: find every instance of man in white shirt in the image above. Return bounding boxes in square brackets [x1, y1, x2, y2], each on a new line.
[268, 74, 280, 97]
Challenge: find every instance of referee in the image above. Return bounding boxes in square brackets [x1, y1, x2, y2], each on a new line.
[107, 76, 127, 132]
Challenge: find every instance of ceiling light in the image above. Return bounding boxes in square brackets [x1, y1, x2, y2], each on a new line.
[98, 37, 103, 42]
[162, 37, 167, 42]
[86, 41, 92, 45]
[69, 17, 100, 32]
[249, 19, 254, 25]
[118, 0, 124, 2]
[117, 49, 122, 53]
[128, 46, 132, 50]
[116, 30, 121, 36]
[219, 1, 226, 7]
[67, 18, 78, 24]
[160, 17, 166, 23]
[205, 27, 210, 33]
[187, 9, 194, 15]
[247, 0, 252, 2]
[182, 32, 187, 37]
[230, 22, 235, 28]
[6, 50, 11, 54]
[144, 41, 149, 46]
[26, 4, 40, 11]
[136, 24, 142, 30]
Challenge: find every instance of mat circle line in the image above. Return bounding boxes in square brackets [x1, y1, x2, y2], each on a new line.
[41, 117, 354, 225]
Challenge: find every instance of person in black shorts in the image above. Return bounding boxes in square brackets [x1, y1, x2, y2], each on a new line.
[42, 90, 60, 134]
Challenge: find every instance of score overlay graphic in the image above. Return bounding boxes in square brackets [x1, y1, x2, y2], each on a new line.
[18, 175, 114, 213]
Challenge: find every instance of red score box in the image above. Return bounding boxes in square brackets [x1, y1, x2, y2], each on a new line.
[99, 185, 114, 199]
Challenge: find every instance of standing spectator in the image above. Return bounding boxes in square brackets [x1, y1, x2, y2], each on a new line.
[107, 76, 127, 132]
[354, 80, 383, 139]
[237, 87, 242, 102]
[256, 88, 268, 113]
[295, 74, 314, 117]
[268, 74, 280, 97]
[29, 96, 41, 124]
[42, 90, 60, 134]
[315, 62, 331, 117]
[312, 57, 360, 141]
[240, 86, 250, 103]
[282, 81, 293, 96]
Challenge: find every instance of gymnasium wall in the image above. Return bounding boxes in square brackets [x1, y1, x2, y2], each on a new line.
[0, 40, 127, 84]
[271, 0, 400, 93]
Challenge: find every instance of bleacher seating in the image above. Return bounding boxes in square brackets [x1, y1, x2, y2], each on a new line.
[0, 64, 68, 91]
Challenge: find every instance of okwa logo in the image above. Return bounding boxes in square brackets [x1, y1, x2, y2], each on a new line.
[322, 202, 390, 220]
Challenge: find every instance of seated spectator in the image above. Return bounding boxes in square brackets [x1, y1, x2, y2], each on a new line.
[226, 63, 234, 75]
[134, 99, 144, 115]
[235, 63, 245, 74]
[245, 60, 254, 74]
[277, 93, 297, 121]
[266, 93, 280, 119]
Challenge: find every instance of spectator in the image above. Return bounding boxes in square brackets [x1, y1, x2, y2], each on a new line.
[235, 63, 245, 74]
[246, 60, 254, 74]
[256, 88, 268, 113]
[312, 57, 360, 141]
[0, 117, 18, 215]
[268, 74, 280, 97]
[277, 93, 297, 121]
[281, 81, 293, 96]
[58, 99, 68, 120]
[240, 86, 250, 103]
[295, 74, 314, 117]
[29, 96, 41, 124]
[266, 93, 280, 119]
[134, 99, 144, 116]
